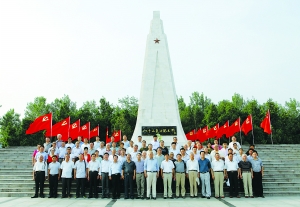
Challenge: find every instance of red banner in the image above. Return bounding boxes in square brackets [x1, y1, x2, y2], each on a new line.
[26, 113, 52, 135]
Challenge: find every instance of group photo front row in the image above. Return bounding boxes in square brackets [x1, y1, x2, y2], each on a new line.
[32, 134, 264, 200]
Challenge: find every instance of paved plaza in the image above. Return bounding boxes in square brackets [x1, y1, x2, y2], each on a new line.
[0, 196, 299, 207]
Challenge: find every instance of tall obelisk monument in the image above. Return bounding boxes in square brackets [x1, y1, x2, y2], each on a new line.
[131, 11, 186, 146]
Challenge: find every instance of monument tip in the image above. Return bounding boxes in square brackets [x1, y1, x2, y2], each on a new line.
[153, 11, 160, 19]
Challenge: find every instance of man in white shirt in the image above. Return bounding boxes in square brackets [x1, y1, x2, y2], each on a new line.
[97, 142, 106, 156]
[32, 155, 47, 198]
[88, 153, 100, 198]
[94, 136, 101, 150]
[161, 154, 175, 199]
[122, 135, 130, 148]
[210, 144, 225, 162]
[44, 137, 51, 153]
[109, 155, 122, 199]
[60, 154, 75, 198]
[126, 141, 134, 154]
[72, 142, 82, 162]
[81, 138, 90, 151]
[186, 153, 200, 198]
[48, 142, 59, 157]
[146, 144, 156, 158]
[74, 153, 88, 198]
[65, 137, 75, 149]
[229, 136, 241, 150]
[211, 153, 225, 198]
[100, 153, 111, 198]
[169, 142, 179, 156]
[151, 135, 160, 150]
[136, 136, 143, 150]
[58, 142, 67, 163]
[225, 153, 240, 198]
[130, 145, 139, 162]
[109, 149, 118, 162]
[47, 155, 61, 198]
[179, 148, 189, 163]
[220, 143, 229, 157]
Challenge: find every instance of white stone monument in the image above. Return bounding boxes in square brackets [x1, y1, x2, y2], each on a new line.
[131, 11, 187, 146]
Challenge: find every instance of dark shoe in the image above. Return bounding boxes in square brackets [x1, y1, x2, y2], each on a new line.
[221, 196, 225, 198]
[88, 196, 93, 199]
[141, 197, 144, 200]
[153, 197, 156, 200]
[48, 196, 52, 198]
[31, 195, 38, 198]
[215, 196, 219, 199]
[201, 196, 205, 198]
[176, 196, 179, 199]
[131, 197, 134, 199]
[164, 197, 167, 199]
[251, 196, 254, 198]
[245, 196, 249, 198]
[261, 196, 265, 198]
[61, 195, 66, 198]
[230, 196, 233, 198]
[237, 195, 240, 198]
[182, 196, 185, 199]
[146, 197, 150, 200]
[207, 197, 210, 199]
[40, 195, 45, 198]
[190, 196, 194, 198]
[169, 197, 173, 199]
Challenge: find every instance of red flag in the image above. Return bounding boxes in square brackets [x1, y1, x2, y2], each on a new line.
[207, 123, 219, 138]
[260, 110, 272, 134]
[241, 115, 253, 136]
[186, 129, 196, 141]
[26, 113, 52, 135]
[70, 119, 80, 140]
[45, 117, 70, 141]
[80, 122, 90, 139]
[198, 126, 208, 142]
[226, 118, 240, 138]
[105, 127, 109, 143]
[90, 125, 99, 138]
[112, 129, 121, 142]
[216, 121, 229, 139]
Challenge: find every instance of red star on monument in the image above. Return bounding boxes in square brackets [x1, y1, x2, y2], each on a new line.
[154, 38, 160, 44]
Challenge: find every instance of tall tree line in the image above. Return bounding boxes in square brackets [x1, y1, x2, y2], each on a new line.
[0, 93, 299, 147]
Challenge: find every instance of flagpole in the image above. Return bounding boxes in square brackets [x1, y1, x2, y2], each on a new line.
[50, 112, 53, 143]
[250, 115, 254, 145]
[239, 117, 242, 146]
[269, 109, 273, 145]
[68, 117, 70, 140]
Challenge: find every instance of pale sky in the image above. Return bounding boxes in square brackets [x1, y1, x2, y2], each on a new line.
[1, 0, 300, 118]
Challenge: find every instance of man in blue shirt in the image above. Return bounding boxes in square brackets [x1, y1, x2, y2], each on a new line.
[198, 151, 211, 199]
[144, 151, 159, 200]
[135, 152, 145, 199]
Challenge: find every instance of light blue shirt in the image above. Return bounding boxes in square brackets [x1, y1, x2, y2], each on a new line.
[144, 158, 159, 172]
[109, 161, 122, 176]
[74, 160, 88, 178]
[250, 158, 263, 172]
[135, 160, 145, 173]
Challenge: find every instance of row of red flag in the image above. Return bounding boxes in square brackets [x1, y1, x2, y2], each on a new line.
[186, 110, 272, 142]
[25, 113, 121, 142]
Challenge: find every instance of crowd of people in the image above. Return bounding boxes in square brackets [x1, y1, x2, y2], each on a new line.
[31, 134, 264, 200]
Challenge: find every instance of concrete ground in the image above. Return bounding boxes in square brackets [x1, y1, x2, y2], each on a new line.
[0, 196, 300, 207]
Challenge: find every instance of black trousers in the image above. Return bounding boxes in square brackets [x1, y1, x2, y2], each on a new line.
[124, 173, 134, 198]
[101, 172, 109, 197]
[253, 172, 264, 196]
[62, 178, 72, 197]
[111, 173, 121, 198]
[228, 171, 239, 196]
[49, 174, 58, 197]
[76, 178, 86, 197]
[89, 171, 98, 197]
[34, 171, 45, 196]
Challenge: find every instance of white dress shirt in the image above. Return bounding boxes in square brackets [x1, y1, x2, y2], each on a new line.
[33, 161, 48, 176]
[81, 143, 90, 151]
[210, 150, 225, 161]
[60, 160, 75, 178]
[109, 161, 122, 176]
[74, 160, 88, 178]
[65, 143, 75, 149]
[169, 148, 180, 156]
[118, 155, 126, 165]
[100, 159, 111, 173]
[137, 142, 143, 150]
[224, 160, 239, 171]
[58, 147, 67, 159]
[161, 160, 175, 173]
[88, 160, 100, 172]
[211, 159, 225, 171]
[151, 141, 160, 150]
[126, 146, 134, 154]
[94, 141, 101, 150]
[130, 151, 138, 161]
[48, 162, 60, 175]
[186, 159, 200, 173]
[72, 147, 82, 158]
[97, 147, 106, 156]
[122, 140, 130, 148]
